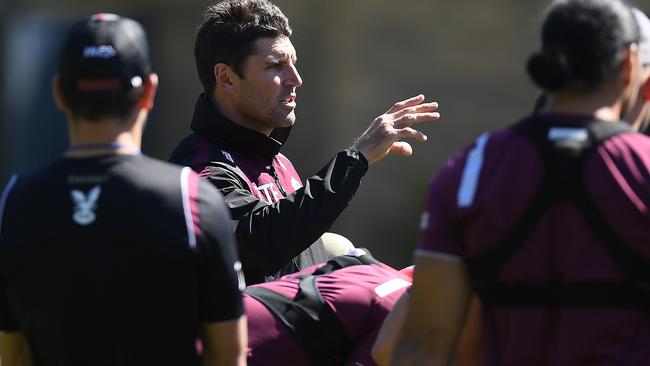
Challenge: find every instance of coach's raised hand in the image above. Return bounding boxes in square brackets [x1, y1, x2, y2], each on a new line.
[352, 95, 440, 165]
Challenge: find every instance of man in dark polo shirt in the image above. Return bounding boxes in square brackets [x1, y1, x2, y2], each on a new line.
[392, 1, 650, 365]
[0, 14, 246, 365]
[169, 0, 440, 284]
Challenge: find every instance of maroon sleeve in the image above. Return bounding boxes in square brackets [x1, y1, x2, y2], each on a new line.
[416, 148, 470, 257]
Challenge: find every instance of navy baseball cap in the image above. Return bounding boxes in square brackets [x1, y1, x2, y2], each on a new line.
[58, 13, 151, 93]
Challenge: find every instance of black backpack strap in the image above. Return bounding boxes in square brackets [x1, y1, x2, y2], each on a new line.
[244, 253, 380, 365]
[572, 188, 650, 282]
[467, 116, 650, 308]
[477, 283, 650, 309]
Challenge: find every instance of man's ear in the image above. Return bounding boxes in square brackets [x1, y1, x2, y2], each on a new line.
[51, 75, 70, 112]
[139, 73, 159, 110]
[622, 43, 640, 86]
[214, 63, 238, 94]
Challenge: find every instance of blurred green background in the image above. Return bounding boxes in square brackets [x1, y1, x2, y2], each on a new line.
[2, 0, 649, 268]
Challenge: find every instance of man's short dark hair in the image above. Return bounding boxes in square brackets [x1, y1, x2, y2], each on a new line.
[60, 88, 144, 122]
[195, 0, 292, 93]
[527, 0, 639, 93]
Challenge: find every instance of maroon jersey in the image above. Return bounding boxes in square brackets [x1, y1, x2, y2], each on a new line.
[417, 115, 650, 366]
[245, 261, 412, 366]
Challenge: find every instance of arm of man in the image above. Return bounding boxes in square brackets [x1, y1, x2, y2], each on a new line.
[372, 292, 410, 366]
[194, 176, 247, 364]
[207, 147, 366, 276]
[389, 254, 472, 366]
[207, 95, 440, 279]
[0, 177, 31, 366]
[373, 292, 484, 366]
[201, 317, 247, 366]
[0, 332, 31, 366]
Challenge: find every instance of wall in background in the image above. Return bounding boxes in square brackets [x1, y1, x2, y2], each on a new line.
[3, 0, 649, 267]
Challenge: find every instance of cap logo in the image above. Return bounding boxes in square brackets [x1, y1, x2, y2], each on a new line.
[83, 45, 117, 59]
[90, 13, 120, 22]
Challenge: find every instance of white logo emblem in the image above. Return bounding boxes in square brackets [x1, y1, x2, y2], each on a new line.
[70, 185, 101, 225]
[82, 45, 117, 59]
[254, 183, 280, 203]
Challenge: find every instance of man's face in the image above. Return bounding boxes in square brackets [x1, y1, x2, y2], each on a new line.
[232, 36, 302, 135]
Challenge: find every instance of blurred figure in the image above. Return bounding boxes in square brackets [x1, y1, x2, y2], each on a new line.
[627, 7, 650, 133]
[169, 0, 440, 284]
[0, 14, 246, 366]
[391, 0, 650, 365]
[244, 250, 412, 366]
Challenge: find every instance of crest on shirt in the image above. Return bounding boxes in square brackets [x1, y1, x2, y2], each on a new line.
[70, 185, 101, 225]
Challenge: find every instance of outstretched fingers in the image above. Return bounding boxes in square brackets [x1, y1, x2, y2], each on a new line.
[393, 112, 441, 129]
[395, 126, 428, 142]
[386, 94, 426, 114]
[391, 102, 439, 119]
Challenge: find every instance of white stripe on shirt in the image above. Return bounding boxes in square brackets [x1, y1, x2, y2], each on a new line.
[0, 175, 18, 238]
[457, 132, 490, 208]
[180, 167, 197, 249]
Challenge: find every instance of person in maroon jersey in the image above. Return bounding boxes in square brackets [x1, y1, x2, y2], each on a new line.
[244, 250, 413, 366]
[169, 0, 440, 285]
[392, 0, 650, 365]
[0, 14, 246, 366]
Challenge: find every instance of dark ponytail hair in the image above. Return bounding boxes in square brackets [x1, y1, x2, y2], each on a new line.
[527, 0, 639, 93]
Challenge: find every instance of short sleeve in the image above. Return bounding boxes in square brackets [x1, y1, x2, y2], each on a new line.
[194, 175, 245, 323]
[416, 150, 469, 258]
[0, 175, 20, 331]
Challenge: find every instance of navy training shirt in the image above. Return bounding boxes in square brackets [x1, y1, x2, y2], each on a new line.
[0, 154, 244, 365]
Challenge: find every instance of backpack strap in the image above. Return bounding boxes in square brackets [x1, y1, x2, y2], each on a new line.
[244, 252, 381, 365]
[467, 116, 650, 308]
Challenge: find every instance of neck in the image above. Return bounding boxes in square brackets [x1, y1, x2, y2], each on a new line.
[65, 113, 144, 157]
[545, 80, 627, 122]
[211, 92, 273, 136]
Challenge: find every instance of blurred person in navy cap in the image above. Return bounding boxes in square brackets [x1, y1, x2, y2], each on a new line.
[0, 13, 246, 366]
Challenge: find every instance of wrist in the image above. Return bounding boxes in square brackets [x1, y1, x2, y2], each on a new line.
[346, 147, 368, 166]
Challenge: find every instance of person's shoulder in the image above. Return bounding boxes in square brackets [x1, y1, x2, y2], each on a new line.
[592, 131, 650, 169]
[169, 132, 230, 167]
[2, 159, 67, 195]
[607, 130, 650, 147]
[116, 155, 197, 192]
[130, 154, 188, 175]
[436, 125, 522, 176]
